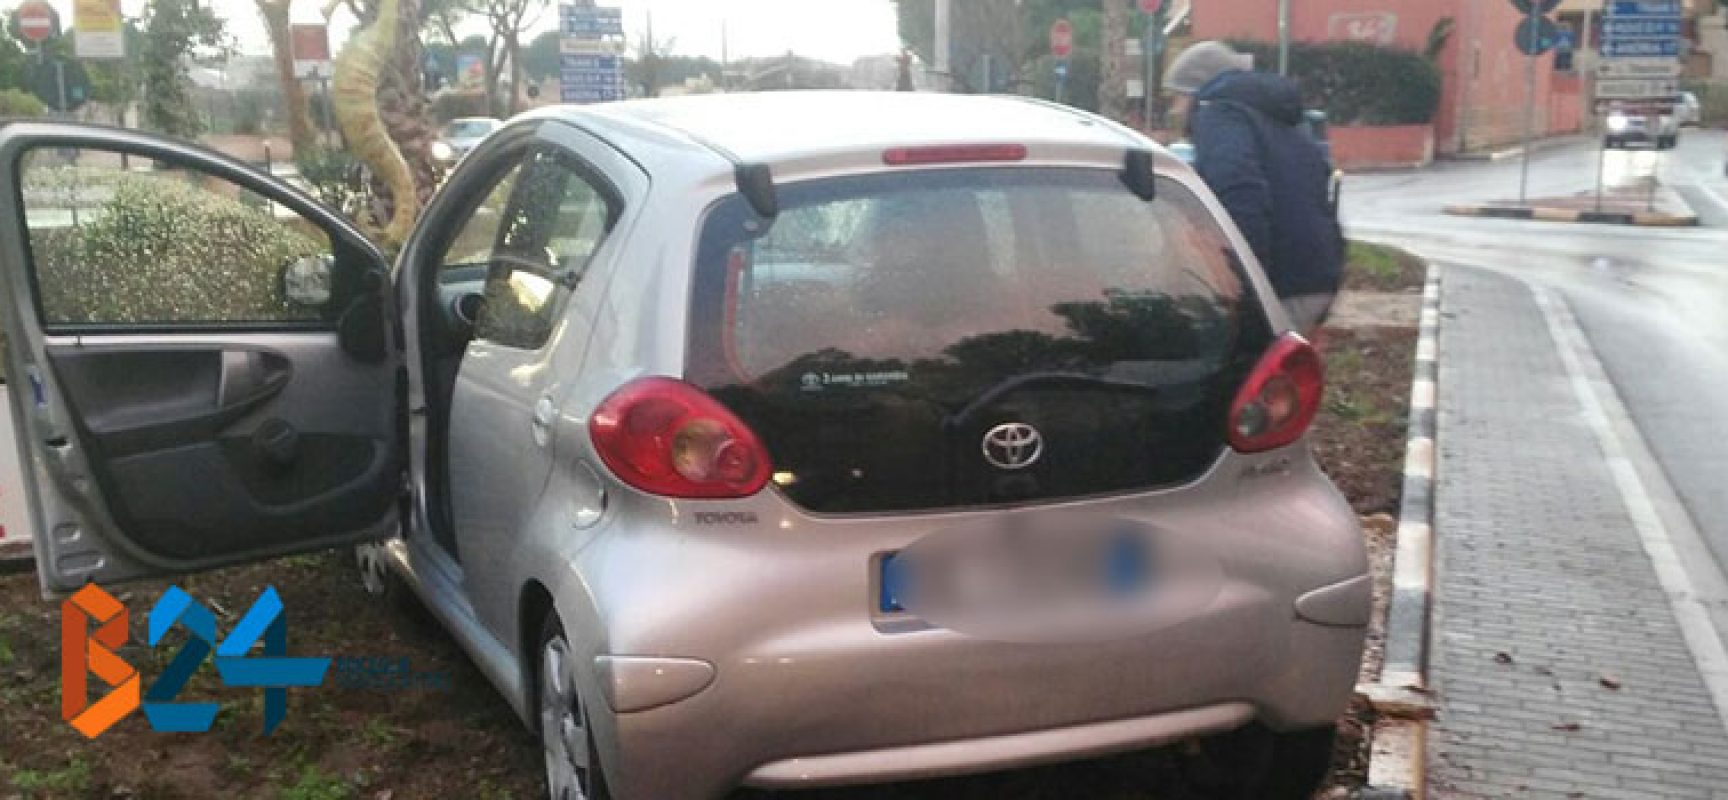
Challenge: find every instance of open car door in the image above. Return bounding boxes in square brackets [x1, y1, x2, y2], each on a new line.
[0, 123, 402, 594]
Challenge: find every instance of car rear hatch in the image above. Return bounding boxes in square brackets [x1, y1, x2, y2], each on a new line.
[685, 165, 1274, 515]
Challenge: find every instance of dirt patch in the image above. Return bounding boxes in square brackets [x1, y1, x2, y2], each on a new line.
[0, 555, 542, 800]
[1310, 324, 1420, 794]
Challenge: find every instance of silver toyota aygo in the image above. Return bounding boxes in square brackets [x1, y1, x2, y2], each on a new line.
[1, 92, 1368, 799]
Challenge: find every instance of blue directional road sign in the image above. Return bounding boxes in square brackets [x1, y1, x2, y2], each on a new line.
[560, 54, 620, 71]
[561, 68, 620, 87]
[1609, 0, 1680, 15]
[560, 6, 623, 37]
[1603, 18, 1682, 37]
[561, 86, 623, 104]
[1602, 38, 1682, 57]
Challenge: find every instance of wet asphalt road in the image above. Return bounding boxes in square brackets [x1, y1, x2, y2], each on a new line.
[1343, 128, 1728, 631]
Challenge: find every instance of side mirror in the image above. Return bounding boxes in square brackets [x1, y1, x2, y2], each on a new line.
[282, 254, 334, 308]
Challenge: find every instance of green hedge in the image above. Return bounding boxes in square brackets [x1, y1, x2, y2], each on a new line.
[32, 176, 324, 325]
[0, 88, 46, 118]
[1229, 41, 1442, 126]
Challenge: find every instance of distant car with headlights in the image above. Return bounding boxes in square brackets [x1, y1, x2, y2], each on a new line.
[3, 92, 1367, 800]
[1605, 105, 1679, 150]
[432, 117, 502, 166]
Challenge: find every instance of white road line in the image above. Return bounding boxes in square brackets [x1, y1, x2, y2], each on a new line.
[1534, 287, 1728, 738]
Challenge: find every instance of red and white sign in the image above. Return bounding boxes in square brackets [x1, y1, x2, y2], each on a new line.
[1050, 19, 1074, 59]
[1138, 0, 1167, 14]
[1328, 12, 1399, 46]
[291, 24, 332, 78]
[15, 0, 58, 44]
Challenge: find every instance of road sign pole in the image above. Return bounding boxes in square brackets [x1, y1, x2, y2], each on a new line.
[1518, 0, 1539, 204]
[54, 59, 67, 119]
[1595, 136, 1607, 212]
[1277, 0, 1292, 76]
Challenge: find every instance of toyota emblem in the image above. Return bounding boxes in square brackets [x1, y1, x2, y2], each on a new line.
[981, 423, 1044, 470]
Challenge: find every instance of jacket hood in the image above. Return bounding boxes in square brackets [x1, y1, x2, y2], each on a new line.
[1197, 70, 1305, 126]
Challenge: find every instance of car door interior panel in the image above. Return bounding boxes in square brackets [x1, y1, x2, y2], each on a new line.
[41, 338, 399, 562]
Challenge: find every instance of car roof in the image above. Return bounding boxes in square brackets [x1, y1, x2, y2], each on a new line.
[563, 91, 1141, 165]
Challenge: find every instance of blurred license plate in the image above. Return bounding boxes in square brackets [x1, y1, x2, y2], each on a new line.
[877, 530, 1150, 615]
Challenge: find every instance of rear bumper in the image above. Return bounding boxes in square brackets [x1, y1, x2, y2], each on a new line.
[744, 701, 1255, 789]
[594, 581, 1367, 799]
[563, 451, 1369, 799]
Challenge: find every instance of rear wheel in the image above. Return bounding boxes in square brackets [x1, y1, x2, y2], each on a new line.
[1179, 723, 1336, 800]
[1604, 136, 1620, 149]
[538, 613, 610, 800]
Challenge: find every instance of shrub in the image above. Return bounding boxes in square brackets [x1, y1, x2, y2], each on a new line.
[32, 175, 324, 325]
[0, 88, 46, 118]
[1230, 41, 1442, 126]
[431, 88, 494, 123]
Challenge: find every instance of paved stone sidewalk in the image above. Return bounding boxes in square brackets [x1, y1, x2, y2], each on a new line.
[1429, 265, 1728, 799]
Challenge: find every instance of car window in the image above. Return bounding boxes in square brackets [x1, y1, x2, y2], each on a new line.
[18, 148, 336, 328]
[472, 150, 620, 350]
[687, 168, 1269, 513]
[441, 160, 527, 275]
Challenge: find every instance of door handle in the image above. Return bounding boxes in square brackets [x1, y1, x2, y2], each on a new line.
[531, 394, 557, 447]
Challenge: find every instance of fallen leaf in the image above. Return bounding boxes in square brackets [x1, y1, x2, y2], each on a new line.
[1599, 675, 1622, 690]
[1493, 652, 1514, 665]
[1553, 722, 1582, 732]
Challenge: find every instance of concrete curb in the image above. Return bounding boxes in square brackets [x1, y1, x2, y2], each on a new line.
[1442, 202, 1699, 227]
[1359, 261, 1442, 800]
[1442, 134, 1588, 163]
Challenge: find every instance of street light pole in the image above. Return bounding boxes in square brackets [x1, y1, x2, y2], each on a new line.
[1278, 0, 1292, 75]
[935, 0, 952, 92]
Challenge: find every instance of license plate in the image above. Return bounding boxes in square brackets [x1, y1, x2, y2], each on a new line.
[877, 526, 1152, 616]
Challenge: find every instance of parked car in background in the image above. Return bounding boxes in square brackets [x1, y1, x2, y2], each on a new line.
[431, 116, 502, 166]
[1606, 105, 1680, 149]
[1676, 91, 1701, 127]
[2, 93, 1368, 800]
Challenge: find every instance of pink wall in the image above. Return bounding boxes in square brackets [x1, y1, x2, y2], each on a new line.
[1191, 1, 1572, 154]
[1329, 124, 1435, 170]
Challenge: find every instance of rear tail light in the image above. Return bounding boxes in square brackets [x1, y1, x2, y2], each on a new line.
[883, 144, 1028, 166]
[1227, 333, 1324, 453]
[589, 377, 772, 498]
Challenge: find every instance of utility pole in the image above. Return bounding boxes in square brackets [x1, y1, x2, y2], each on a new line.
[1518, 0, 1538, 204]
[935, 0, 951, 91]
[1278, 0, 1292, 75]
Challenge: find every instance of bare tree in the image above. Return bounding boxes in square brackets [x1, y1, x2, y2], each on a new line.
[462, 0, 548, 116]
[1098, 0, 1129, 120]
[257, 0, 317, 154]
[629, 12, 676, 98]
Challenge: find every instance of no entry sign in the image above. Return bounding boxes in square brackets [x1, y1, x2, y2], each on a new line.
[15, 0, 59, 44]
[1050, 19, 1074, 59]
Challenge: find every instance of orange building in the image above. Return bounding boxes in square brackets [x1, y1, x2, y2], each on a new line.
[1191, 0, 1590, 156]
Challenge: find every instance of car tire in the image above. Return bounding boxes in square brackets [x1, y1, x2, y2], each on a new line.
[1604, 136, 1619, 149]
[538, 613, 611, 800]
[1179, 723, 1336, 800]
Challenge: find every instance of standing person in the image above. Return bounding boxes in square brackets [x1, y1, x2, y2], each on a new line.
[1164, 41, 1344, 334]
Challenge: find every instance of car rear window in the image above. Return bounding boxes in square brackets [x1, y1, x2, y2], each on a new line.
[687, 167, 1273, 514]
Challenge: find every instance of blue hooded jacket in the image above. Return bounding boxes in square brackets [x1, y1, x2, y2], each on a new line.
[1190, 70, 1344, 299]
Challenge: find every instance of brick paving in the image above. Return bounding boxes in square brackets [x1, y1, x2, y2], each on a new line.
[1429, 265, 1728, 799]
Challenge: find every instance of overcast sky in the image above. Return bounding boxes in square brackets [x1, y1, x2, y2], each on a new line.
[37, 0, 904, 64]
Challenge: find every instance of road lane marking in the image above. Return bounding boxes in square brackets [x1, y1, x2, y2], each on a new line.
[1535, 286, 1728, 738]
